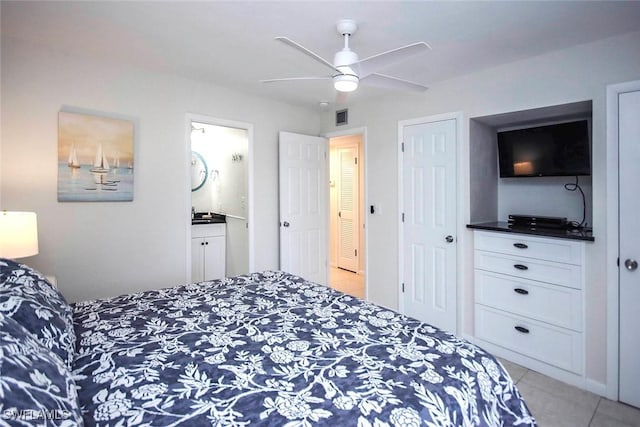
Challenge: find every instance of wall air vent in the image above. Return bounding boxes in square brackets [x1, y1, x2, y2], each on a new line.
[336, 109, 348, 126]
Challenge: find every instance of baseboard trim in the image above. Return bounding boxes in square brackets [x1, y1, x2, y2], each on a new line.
[468, 337, 611, 398]
[585, 378, 608, 398]
[475, 338, 587, 390]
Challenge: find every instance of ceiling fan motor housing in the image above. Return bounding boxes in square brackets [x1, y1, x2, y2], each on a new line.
[334, 50, 359, 70]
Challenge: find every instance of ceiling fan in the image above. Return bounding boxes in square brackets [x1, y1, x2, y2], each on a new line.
[261, 19, 431, 96]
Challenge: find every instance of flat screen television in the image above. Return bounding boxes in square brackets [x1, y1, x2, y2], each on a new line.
[497, 120, 591, 177]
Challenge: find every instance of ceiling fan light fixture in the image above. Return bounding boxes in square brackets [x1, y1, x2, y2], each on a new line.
[334, 74, 358, 92]
[333, 66, 358, 92]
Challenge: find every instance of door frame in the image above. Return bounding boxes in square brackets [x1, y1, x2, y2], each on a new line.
[605, 79, 640, 401]
[184, 113, 255, 283]
[324, 127, 368, 300]
[397, 111, 464, 333]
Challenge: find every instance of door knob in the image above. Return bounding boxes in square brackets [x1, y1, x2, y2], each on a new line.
[283, 221, 290, 227]
[445, 235, 454, 243]
[625, 259, 638, 271]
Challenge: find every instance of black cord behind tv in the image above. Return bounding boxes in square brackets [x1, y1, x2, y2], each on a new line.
[497, 120, 591, 178]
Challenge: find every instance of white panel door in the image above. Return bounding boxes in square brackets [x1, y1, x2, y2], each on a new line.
[619, 89, 640, 408]
[279, 131, 328, 285]
[402, 119, 457, 333]
[337, 145, 359, 272]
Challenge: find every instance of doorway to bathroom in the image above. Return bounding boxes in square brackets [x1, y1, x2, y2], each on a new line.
[187, 114, 254, 280]
[328, 133, 366, 299]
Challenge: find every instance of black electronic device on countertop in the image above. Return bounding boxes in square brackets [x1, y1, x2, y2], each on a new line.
[508, 214, 568, 229]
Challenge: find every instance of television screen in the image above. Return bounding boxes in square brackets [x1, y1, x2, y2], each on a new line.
[497, 120, 591, 177]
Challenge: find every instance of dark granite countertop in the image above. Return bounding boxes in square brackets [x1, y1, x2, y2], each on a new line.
[467, 221, 594, 242]
[192, 212, 226, 225]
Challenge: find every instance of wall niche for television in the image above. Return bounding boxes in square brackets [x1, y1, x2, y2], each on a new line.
[469, 100, 593, 228]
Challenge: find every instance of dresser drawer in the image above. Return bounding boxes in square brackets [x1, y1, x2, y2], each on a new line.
[474, 230, 584, 265]
[475, 251, 582, 289]
[475, 305, 583, 374]
[475, 270, 582, 331]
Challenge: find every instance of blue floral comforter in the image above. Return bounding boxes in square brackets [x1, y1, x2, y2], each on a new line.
[72, 271, 535, 426]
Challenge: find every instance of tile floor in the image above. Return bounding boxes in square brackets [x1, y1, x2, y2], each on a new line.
[500, 358, 640, 426]
[329, 267, 365, 299]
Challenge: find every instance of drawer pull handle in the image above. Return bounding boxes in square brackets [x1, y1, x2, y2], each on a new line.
[514, 288, 529, 295]
[514, 326, 530, 334]
[514, 264, 529, 270]
[513, 243, 528, 249]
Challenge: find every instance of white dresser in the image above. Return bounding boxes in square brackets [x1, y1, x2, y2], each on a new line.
[473, 229, 586, 384]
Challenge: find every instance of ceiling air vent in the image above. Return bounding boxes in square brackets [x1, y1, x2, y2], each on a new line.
[336, 109, 348, 126]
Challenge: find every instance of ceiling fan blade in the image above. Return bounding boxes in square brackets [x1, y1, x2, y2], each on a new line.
[361, 73, 429, 92]
[357, 42, 431, 77]
[260, 76, 332, 84]
[275, 37, 340, 74]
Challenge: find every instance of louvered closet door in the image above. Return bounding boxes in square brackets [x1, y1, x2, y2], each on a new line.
[337, 145, 359, 273]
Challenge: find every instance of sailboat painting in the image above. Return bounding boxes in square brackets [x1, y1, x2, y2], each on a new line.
[58, 111, 134, 202]
[68, 144, 80, 168]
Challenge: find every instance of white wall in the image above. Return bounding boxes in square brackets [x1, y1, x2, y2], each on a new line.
[1, 37, 320, 302]
[469, 119, 498, 223]
[320, 31, 640, 388]
[498, 176, 593, 225]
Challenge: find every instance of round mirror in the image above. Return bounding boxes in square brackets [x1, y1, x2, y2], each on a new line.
[191, 151, 208, 192]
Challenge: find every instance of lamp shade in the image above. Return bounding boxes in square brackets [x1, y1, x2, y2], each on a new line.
[0, 211, 39, 259]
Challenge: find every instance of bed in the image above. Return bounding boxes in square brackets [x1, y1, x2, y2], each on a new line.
[1, 260, 536, 426]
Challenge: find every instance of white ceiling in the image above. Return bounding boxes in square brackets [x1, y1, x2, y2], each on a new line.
[3, 1, 640, 108]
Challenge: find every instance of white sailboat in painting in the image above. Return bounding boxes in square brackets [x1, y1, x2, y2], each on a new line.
[90, 143, 110, 173]
[67, 144, 80, 168]
[112, 152, 120, 169]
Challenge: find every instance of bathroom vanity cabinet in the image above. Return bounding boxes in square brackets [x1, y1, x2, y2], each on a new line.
[191, 223, 226, 282]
